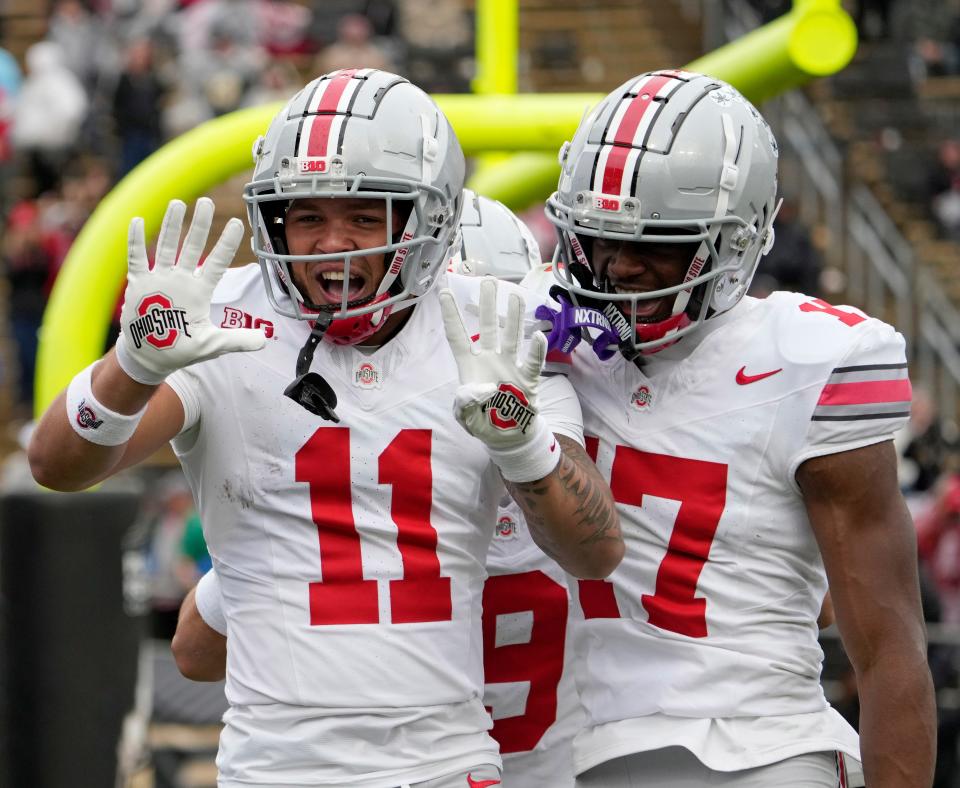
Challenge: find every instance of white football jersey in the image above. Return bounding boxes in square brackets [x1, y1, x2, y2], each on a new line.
[483, 499, 582, 788]
[165, 265, 583, 787]
[563, 292, 909, 778]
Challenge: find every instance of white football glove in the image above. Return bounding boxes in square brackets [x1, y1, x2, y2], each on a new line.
[439, 277, 560, 482]
[115, 198, 266, 384]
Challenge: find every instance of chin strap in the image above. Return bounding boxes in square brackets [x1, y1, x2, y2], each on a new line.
[284, 321, 340, 421]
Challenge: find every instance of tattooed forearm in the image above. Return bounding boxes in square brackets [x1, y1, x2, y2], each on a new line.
[505, 434, 623, 578]
[555, 451, 620, 545]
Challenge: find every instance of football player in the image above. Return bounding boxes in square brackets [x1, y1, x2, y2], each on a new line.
[448, 189, 542, 283]
[28, 69, 623, 787]
[532, 70, 935, 787]
[173, 193, 584, 787]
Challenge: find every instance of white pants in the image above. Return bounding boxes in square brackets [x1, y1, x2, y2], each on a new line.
[576, 747, 860, 787]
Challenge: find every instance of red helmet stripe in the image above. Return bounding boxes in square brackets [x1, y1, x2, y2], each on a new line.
[612, 75, 672, 145]
[598, 73, 679, 195]
[304, 69, 359, 158]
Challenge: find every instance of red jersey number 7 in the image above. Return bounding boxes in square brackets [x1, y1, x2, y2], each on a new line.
[579, 437, 728, 638]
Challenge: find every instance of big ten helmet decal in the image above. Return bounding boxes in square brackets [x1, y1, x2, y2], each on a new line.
[545, 70, 780, 356]
[243, 69, 466, 344]
[448, 189, 541, 283]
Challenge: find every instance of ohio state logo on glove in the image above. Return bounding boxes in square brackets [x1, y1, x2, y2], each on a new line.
[114, 198, 266, 386]
[483, 383, 536, 433]
[128, 292, 191, 350]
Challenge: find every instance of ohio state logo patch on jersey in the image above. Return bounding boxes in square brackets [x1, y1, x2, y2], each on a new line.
[495, 515, 519, 540]
[129, 293, 190, 350]
[631, 384, 653, 410]
[483, 383, 535, 433]
[352, 361, 382, 389]
[75, 399, 103, 430]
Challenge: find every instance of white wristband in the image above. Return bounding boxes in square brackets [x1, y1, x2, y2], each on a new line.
[486, 418, 562, 483]
[195, 570, 227, 636]
[115, 333, 168, 385]
[66, 362, 146, 446]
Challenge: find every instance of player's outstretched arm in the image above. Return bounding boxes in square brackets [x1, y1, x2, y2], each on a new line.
[440, 277, 623, 579]
[172, 578, 227, 682]
[504, 434, 623, 579]
[28, 198, 266, 491]
[799, 440, 936, 788]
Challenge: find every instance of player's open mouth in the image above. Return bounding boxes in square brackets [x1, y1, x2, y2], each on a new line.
[613, 286, 668, 323]
[314, 268, 370, 305]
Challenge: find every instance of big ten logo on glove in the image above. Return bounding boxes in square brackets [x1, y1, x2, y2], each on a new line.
[129, 293, 190, 349]
[221, 307, 275, 338]
[483, 383, 536, 432]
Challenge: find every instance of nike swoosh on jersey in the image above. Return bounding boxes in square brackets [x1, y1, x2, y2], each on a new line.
[466, 775, 501, 788]
[736, 366, 783, 385]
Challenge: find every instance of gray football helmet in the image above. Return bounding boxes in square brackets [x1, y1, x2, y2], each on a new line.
[545, 70, 780, 355]
[243, 68, 465, 344]
[449, 189, 541, 283]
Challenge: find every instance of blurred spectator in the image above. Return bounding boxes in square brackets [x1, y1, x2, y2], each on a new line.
[853, 0, 894, 41]
[306, 0, 369, 49]
[168, 13, 265, 133]
[307, 0, 396, 48]
[181, 507, 211, 575]
[314, 13, 395, 75]
[162, 0, 265, 133]
[254, 0, 313, 57]
[112, 37, 168, 176]
[199, 22, 264, 115]
[46, 0, 104, 93]
[146, 471, 206, 639]
[897, 384, 953, 498]
[11, 41, 89, 195]
[748, 199, 823, 297]
[363, 0, 397, 37]
[177, 0, 258, 55]
[0, 42, 22, 213]
[396, 0, 472, 92]
[243, 58, 304, 107]
[910, 36, 959, 82]
[916, 474, 960, 624]
[929, 139, 960, 195]
[1, 201, 60, 411]
[59, 154, 113, 224]
[929, 138, 960, 240]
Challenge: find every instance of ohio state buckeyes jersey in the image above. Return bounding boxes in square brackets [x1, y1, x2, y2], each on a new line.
[165, 265, 583, 787]
[484, 499, 582, 788]
[565, 291, 908, 778]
